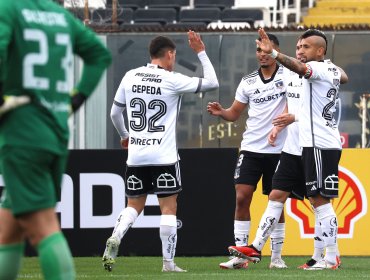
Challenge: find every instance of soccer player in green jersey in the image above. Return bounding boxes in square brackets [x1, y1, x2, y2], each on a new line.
[0, 0, 112, 279]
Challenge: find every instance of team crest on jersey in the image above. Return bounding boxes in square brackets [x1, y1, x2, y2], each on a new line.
[246, 77, 257, 85]
[287, 166, 367, 238]
[333, 79, 340, 86]
[274, 79, 284, 89]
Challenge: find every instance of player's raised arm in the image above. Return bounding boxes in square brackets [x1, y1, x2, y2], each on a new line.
[256, 28, 307, 76]
[188, 30, 219, 91]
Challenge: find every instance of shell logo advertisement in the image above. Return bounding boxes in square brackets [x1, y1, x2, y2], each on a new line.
[252, 149, 369, 256]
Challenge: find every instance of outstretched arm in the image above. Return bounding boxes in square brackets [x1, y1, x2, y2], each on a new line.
[256, 28, 308, 76]
[188, 30, 219, 91]
[207, 100, 247, 122]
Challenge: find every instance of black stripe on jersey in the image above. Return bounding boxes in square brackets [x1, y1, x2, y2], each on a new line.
[195, 78, 202, 93]
[242, 71, 258, 80]
[113, 100, 125, 107]
[309, 83, 315, 147]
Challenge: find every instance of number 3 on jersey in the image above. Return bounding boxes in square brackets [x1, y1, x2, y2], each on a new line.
[130, 98, 166, 132]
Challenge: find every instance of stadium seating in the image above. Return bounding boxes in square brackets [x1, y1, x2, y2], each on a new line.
[134, 8, 178, 25]
[303, 0, 370, 26]
[146, 0, 190, 12]
[91, 8, 133, 24]
[233, 0, 278, 26]
[86, 0, 306, 28]
[179, 8, 221, 24]
[193, 0, 234, 10]
[106, 0, 146, 10]
[221, 8, 263, 25]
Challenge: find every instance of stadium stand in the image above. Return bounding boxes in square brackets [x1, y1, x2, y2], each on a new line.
[303, 0, 370, 26]
[193, 0, 234, 10]
[106, 0, 146, 10]
[91, 7, 133, 24]
[134, 7, 178, 25]
[233, 0, 278, 26]
[179, 7, 221, 25]
[72, 0, 310, 29]
[146, 0, 190, 13]
[221, 8, 263, 26]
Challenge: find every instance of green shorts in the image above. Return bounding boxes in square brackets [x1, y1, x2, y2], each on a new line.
[0, 146, 68, 216]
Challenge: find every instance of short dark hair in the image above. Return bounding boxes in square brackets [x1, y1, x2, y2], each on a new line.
[301, 29, 328, 54]
[258, 33, 279, 46]
[149, 36, 176, 58]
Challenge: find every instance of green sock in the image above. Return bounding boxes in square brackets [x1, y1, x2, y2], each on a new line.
[0, 242, 24, 280]
[37, 232, 75, 280]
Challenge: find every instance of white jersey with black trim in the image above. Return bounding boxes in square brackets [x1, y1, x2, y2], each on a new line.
[283, 71, 302, 156]
[235, 64, 290, 153]
[299, 60, 342, 149]
[114, 63, 203, 166]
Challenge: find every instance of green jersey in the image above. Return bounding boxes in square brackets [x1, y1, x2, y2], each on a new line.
[0, 0, 111, 154]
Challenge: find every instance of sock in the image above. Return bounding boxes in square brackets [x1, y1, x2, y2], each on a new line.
[37, 232, 75, 280]
[315, 203, 338, 265]
[112, 207, 138, 240]
[0, 242, 24, 280]
[160, 215, 177, 264]
[270, 222, 285, 260]
[234, 220, 250, 246]
[312, 211, 325, 261]
[252, 200, 284, 251]
[336, 242, 340, 258]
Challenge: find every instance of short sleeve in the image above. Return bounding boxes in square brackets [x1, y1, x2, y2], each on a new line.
[235, 80, 250, 104]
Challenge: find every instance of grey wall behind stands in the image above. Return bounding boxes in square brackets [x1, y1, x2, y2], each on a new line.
[76, 31, 370, 149]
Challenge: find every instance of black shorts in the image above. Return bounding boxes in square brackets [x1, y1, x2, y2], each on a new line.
[302, 147, 341, 198]
[272, 152, 306, 200]
[125, 162, 182, 198]
[234, 150, 281, 195]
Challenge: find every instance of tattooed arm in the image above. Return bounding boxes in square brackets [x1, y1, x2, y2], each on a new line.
[256, 28, 307, 76]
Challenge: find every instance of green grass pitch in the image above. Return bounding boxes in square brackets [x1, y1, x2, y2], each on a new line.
[18, 256, 370, 279]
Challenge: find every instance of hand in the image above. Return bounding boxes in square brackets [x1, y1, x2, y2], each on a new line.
[272, 113, 295, 127]
[120, 138, 129, 149]
[268, 126, 280, 147]
[188, 30, 205, 53]
[207, 101, 223, 116]
[256, 28, 273, 55]
[0, 95, 31, 116]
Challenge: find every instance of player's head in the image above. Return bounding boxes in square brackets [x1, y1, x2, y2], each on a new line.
[299, 29, 327, 62]
[256, 33, 280, 68]
[296, 38, 304, 62]
[149, 36, 177, 71]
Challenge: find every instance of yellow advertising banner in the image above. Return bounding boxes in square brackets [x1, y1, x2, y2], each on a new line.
[249, 149, 369, 256]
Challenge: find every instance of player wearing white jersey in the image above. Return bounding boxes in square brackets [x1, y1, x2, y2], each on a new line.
[230, 28, 347, 270]
[207, 33, 290, 270]
[102, 32, 219, 272]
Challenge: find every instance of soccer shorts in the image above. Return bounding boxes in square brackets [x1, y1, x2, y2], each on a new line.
[302, 147, 341, 198]
[0, 146, 68, 216]
[125, 162, 182, 198]
[234, 150, 281, 195]
[272, 152, 305, 200]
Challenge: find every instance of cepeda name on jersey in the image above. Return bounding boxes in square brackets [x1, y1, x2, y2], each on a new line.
[131, 136, 162, 145]
[132, 85, 161, 95]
